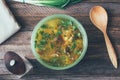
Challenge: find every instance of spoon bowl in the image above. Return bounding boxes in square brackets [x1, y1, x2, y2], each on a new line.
[90, 6, 108, 32]
[89, 6, 118, 68]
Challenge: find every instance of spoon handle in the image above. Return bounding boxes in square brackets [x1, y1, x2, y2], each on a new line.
[104, 32, 118, 68]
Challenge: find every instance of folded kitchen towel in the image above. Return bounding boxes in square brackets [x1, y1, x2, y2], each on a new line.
[0, 0, 20, 44]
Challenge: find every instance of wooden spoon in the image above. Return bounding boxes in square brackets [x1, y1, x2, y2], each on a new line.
[89, 6, 118, 68]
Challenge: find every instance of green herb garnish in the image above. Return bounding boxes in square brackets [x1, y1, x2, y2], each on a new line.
[71, 41, 76, 49]
[60, 20, 72, 29]
[41, 24, 48, 29]
[73, 25, 77, 30]
[51, 43, 54, 49]
[40, 39, 47, 45]
[40, 31, 50, 39]
[37, 39, 47, 50]
[56, 29, 62, 36]
[34, 41, 37, 48]
[77, 33, 81, 37]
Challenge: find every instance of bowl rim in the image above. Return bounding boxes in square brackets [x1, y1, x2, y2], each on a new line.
[31, 14, 88, 70]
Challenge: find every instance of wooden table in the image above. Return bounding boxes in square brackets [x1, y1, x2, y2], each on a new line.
[0, 0, 120, 80]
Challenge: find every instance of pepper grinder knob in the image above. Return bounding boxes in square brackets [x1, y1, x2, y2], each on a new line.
[10, 59, 16, 66]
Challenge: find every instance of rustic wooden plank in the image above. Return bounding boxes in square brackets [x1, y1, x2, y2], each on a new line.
[0, 44, 101, 60]
[2, 31, 32, 45]
[6, 2, 120, 17]
[83, 0, 120, 2]
[0, 75, 120, 80]
[0, 45, 34, 59]
[1, 28, 120, 45]
[0, 30, 120, 66]
[0, 55, 120, 75]
[0, 44, 120, 60]
[7, 0, 120, 3]
[11, 17, 120, 31]
[24, 77, 120, 80]
[6, 2, 120, 32]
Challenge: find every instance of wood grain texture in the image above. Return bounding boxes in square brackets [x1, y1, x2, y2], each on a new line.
[0, 0, 120, 80]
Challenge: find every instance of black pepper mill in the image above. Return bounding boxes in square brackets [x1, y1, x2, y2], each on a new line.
[4, 51, 33, 78]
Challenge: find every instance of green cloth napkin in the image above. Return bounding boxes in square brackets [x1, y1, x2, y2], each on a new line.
[12, 0, 82, 8]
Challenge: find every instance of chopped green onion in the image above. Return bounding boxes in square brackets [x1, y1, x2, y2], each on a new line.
[50, 43, 54, 49]
[71, 41, 76, 49]
[40, 39, 47, 45]
[41, 24, 48, 29]
[56, 29, 62, 36]
[37, 39, 47, 50]
[60, 20, 72, 29]
[77, 33, 81, 37]
[73, 25, 77, 30]
[40, 31, 50, 39]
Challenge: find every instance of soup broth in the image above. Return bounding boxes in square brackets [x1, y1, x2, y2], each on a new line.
[35, 18, 83, 67]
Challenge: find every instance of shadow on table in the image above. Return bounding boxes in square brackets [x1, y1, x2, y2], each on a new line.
[24, 53, 120, 79]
